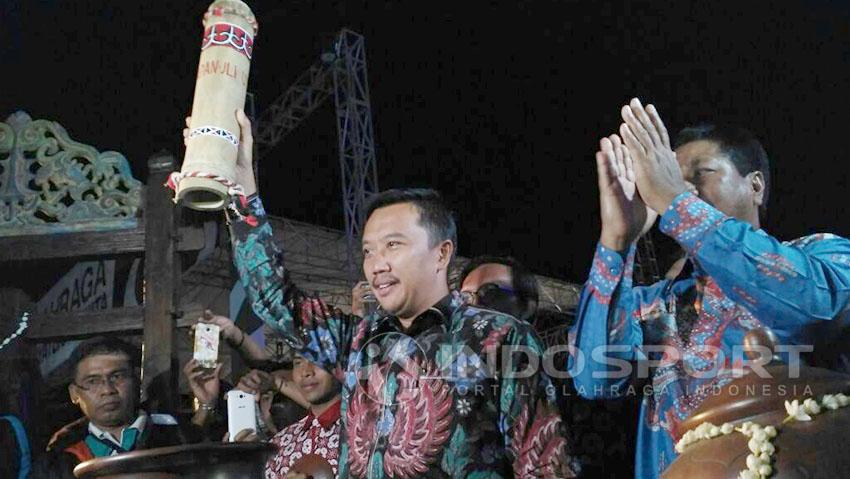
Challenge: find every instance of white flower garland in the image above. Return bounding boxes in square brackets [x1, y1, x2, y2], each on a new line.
[0, 312, 30, 351]
[675, 392, 850, 479]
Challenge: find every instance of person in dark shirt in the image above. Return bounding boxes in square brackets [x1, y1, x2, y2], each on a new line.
[32, 337, 196, 479]
[459, 255, 539, 323]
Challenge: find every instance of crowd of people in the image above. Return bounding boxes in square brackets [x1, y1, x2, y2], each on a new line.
[10, 97, 850, 478]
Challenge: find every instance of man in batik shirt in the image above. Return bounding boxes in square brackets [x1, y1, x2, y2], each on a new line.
[213, 110, 573, 478]
[265, 354, 341, 478]
[570, 98, 850, 478]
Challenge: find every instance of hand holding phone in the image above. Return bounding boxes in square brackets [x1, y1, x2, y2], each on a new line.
[193, 323, 220, 369]
[226, 389, 257, 442]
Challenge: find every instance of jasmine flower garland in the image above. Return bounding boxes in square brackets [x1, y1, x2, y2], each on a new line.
[0, 312, 29, 352]
[674, 393, 850, 479]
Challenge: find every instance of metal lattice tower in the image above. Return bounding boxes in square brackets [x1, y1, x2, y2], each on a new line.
[253, 29, 379, 280]
[254, 65, 334, 155]
[331, 31, 380, 280]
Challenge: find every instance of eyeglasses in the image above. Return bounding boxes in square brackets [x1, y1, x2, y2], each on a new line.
[460, 283, 516, 305]
[73, 370, 132, 391]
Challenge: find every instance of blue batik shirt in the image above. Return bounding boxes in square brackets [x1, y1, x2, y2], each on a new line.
[570, 191, 850, 478]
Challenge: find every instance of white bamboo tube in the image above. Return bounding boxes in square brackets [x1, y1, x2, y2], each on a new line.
[175, 0, 258, 210]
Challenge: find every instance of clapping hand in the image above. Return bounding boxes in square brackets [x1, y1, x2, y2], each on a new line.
[596, 132, 658, 251]
[618, 98, 687, 214]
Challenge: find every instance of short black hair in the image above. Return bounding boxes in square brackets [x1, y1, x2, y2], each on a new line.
[363, 188, 457, 250]
[70, 336, 140, 380]
[460, 255, 539, 322]
[674, 124, 770, 217]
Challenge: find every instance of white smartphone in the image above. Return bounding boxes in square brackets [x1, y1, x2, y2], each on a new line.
[226, 389, 257, 442]
[193, 323, 220, 369]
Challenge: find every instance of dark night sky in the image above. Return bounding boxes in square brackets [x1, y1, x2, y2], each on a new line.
[2, 0, 850, 282]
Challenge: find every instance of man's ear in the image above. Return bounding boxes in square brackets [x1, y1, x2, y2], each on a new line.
[437, 240, 454, 272]
[69, 384, 79, 406]
[750, 171, 766, 207]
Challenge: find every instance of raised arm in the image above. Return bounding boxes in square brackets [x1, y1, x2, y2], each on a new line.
[570, 134, 656, 398]
[571, 243, 648, 399]
[619, 98, 850, 341]
[196, 310, 270, 366]
[217, 110, 357, 376]
[659, 192, 850, 339]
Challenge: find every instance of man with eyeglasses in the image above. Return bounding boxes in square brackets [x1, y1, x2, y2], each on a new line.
[459, 255, 539, 323]
[33, 337, 191, 479]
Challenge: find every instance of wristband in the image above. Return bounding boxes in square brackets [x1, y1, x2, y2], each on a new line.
[195, 398, 216, 412]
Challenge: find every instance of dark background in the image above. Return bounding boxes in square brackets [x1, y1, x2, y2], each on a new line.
[4, 2, 848, 474]
[3, 0, 849, 282]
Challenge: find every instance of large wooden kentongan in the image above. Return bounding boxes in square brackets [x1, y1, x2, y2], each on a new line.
[290, 453, 335, 479]
[663, 329, 850, 478]
[73, 442, 276, 478]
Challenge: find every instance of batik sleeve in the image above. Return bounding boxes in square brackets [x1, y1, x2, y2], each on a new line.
[569, 242, 646, 399]
[660, 191, 850, 341]
[226, 194, 356, 377]
[500, 323, 575, 478]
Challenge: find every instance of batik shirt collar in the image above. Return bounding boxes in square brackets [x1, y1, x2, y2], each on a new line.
[304, 398, 343, 430]
[372, 293, 456, 337]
